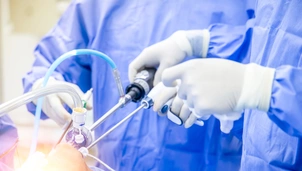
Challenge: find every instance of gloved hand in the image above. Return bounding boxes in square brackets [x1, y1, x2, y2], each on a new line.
[213, 113, 242, 133]
[162, 58, 275, 130]
[151, 82, 204, 128]
[151, 82, 177, 114]
[32, 77, 93, 128]
[129, 30, 210, 85]
[168, 96, 206, 128]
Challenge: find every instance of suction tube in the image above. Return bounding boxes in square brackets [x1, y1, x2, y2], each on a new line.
[30, 49, 123, 154]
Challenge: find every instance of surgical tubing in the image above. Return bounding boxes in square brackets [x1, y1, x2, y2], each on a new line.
[30, 49, 122, 154]
[87, 154, 115, 171]
[0, 84, 82, 117]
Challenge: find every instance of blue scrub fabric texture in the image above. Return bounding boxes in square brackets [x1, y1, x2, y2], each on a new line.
[23, 0, 250, 170]
[0, 116, 18, 171]
[205, 0, 302, 170]
[241, 0, 302, 170]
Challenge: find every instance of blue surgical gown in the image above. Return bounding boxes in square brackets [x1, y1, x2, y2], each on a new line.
[0, 116, 18, 171]
[22, 0, 250, 170]
[242, 0, 302, 170]
[205, 0, 302, 170]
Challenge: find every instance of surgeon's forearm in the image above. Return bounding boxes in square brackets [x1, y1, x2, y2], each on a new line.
[267, 65, 302, 137]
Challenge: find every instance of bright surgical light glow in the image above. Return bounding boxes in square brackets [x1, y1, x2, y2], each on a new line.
[16, 151, 48, 171]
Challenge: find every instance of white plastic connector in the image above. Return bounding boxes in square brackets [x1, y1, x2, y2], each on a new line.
[78, 147, 89, 157]
[75, 134, 85, 144]
[72, 108, 87, 129]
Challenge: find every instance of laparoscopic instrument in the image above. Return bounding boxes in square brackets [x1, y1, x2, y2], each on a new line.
[62, 66, 204, 154]
[62, 67, 157, 171]
[88, 67, 156, 131]
[64, 67, 157, 148]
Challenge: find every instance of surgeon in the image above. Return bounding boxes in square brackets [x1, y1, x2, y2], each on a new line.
[0, 115, 18, 171]
[132, 0, 302, 170]
[23, 0, 252, 170]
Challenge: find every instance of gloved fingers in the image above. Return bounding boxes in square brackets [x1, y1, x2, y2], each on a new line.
[225, 112, 242, 120]
[128, 62, 143, 83]
[213, 113, 241, 133]
[179, 103, 191, 122]
[162, 63, 187, 87]
[194, 119, 205, 127]
[213, 114, 228, 121]
[57, 92, 76, 109]
[214, 112, 242, 121]
[57, 83, 93, 110]
[128, 47, 160, 83]
[46, 95, 72, 127]
[152, 86, 176, 112]
[218, 119, 234, 134]
[199, 114, 211, 120]
[177, 85, 188, 102]
[42, 95, 66, 126]
[185, 110, 206, 128]
[154, 63, 171, 86]
[184, 114, 198, 128]
[170, 96, 184, 116]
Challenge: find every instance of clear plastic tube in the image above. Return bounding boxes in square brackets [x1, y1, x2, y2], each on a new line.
[87, 154, 115, 171]
[0, 84, 82, 117]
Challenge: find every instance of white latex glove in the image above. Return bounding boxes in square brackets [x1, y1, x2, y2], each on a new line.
[129, 30, 210, 85]
[150, 82, 193, 125]
[213, 113, 242, 133]
[32, 77, 93, 128]
[169, 96, 206, 128]
[151, 82, 204, 128]
[162, 58, 275, 131]
[151, 83, 177, 114]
